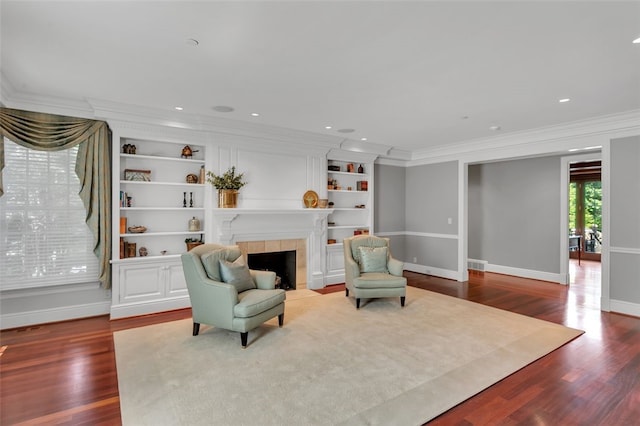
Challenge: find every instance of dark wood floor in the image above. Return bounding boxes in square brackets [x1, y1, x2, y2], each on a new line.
[2, 261, 638, 425]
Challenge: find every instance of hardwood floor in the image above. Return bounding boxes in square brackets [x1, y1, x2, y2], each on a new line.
[2, 261, 638, 425]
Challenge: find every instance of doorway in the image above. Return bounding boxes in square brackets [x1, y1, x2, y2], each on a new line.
[561, 152, 602, 310]
[569, 161, 602, 262]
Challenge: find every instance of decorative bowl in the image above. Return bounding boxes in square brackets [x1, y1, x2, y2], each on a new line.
[128, 225, 147, 233]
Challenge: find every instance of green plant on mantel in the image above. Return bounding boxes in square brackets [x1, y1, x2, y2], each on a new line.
[206, 166, 247, 190]
[185, 237, 202, 243]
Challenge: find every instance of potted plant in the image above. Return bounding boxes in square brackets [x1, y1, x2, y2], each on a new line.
[185, 237, 203, 251]
[206, 166, 247, 208]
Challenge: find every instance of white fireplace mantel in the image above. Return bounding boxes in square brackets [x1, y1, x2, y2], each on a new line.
[210, 208, 333, 289]
[212, 207, 333, 218]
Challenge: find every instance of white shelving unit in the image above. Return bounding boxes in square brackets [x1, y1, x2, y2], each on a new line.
[325, 152, 376, 285]
[117, 141, 206, 258]
[111, 138, 207, 319]
[326, 164, 372, 246]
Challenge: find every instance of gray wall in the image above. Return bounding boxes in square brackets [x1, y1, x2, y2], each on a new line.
[609, 136, 640, 303]
[468, 156, 561, 274]
[374, 164, 407, 261]
[405, 235, 458, 270]
[405, 161, 458, 234]
[404, 161, 458, 268]
[374, 164, 406, 232]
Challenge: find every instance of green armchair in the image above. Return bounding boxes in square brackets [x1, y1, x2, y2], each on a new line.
[344, 235, 407, 309]
[181, 243, 286, 348]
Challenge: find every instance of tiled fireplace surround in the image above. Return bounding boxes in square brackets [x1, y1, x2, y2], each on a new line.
[237, 239, 306, 289]
[211, 209, 333, 289]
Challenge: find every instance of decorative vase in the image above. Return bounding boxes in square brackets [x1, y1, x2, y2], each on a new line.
[218, 189, 238, 208]
[188, 216, 201, 232]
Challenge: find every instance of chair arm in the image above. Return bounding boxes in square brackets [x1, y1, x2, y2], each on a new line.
[181, 252, 238, 328]
[344, 255, 361, 280]
[388, 257, 404, 277]
[250, 269, 277, 289]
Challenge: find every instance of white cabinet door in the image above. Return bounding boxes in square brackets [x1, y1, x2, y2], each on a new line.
[111, 257, 191, 319]
[119, 262, 164, 302]
[166, 262, 188, 297]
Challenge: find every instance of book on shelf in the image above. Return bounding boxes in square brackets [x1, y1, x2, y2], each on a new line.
[356, 180, 368, 191]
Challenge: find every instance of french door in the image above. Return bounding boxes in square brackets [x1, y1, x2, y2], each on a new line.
[569, 173, 602, 261]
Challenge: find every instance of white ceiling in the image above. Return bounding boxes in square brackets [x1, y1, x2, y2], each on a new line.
[1, 1, 639, 156]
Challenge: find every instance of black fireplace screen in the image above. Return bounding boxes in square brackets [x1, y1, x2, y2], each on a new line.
[247, 250, 296, 290]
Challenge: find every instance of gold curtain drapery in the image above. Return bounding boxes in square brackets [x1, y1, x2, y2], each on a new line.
[0, 107, 112, 289]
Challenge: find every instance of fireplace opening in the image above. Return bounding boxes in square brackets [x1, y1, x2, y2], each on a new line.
[247, 250, 296, 290]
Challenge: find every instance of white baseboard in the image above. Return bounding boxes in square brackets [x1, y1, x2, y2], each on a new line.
[1, 301, 111, 330]
[322, 264, 460, 288]
[609, 299, 640, 317]
[404, 263, 460, 281]
[485, 263, 563, 284]
[323, 272, 345, 287]
[309, 272, 326, 290]
[110, 296, 191, 320]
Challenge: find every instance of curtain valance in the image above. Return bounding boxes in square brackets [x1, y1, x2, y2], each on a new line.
[0, 107, 112, 289]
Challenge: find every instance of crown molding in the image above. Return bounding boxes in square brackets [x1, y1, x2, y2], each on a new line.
[377, 147, 412, 165]
[1, 86, 95, 120]
[2, 71, 637, 164]
[339, 138, 392, 156]
[327, 148, 379, 163]
[88, 98, 344, 150]
[408, 110, 640, 166]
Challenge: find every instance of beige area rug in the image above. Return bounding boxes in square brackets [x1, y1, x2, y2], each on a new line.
[114, 286, 583, 426]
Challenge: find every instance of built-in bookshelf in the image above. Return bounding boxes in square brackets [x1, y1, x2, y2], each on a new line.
[324, 151, 376, 285]
[110, 137, 207, 319]
[116, 140, 206, 259]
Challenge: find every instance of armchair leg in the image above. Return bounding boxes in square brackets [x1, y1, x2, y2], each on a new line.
[278, 313, 284, 327]
[345, 288, 349, 297]
[401, 296, 406, 307]
[241, 332, 248, 348]
[192, 322, 200, 336]
[356, 298, 361, 309]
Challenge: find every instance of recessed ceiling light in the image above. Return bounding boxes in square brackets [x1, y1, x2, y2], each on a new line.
[174, 106, 184, 111]
[212, 105, 234, 113]
[361, 137, 368, 141]
[186, 38, 199, 47]
[250, 113, 260, 117]
[337, 128, 355, 133]
[633, 37, 640, 44]
[325, 126, 332, 130]
[559, 98, 571, 103]
[489, 125, 501, 131]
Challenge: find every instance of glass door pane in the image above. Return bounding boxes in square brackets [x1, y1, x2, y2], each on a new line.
[569, 180, 602, 260]
[583, 181, 602, 254]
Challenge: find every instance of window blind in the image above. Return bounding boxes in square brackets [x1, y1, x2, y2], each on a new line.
[0, 138, 99, 290]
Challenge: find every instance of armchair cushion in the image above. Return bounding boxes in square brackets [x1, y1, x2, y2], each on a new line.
[201, 247, 241, 281]
[350, 235, 388, 264]
[219, 257, 256, 293]
[234, 289, 286, 318]
[354, 272, 407, 289]
[358, 246, 389, 273]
